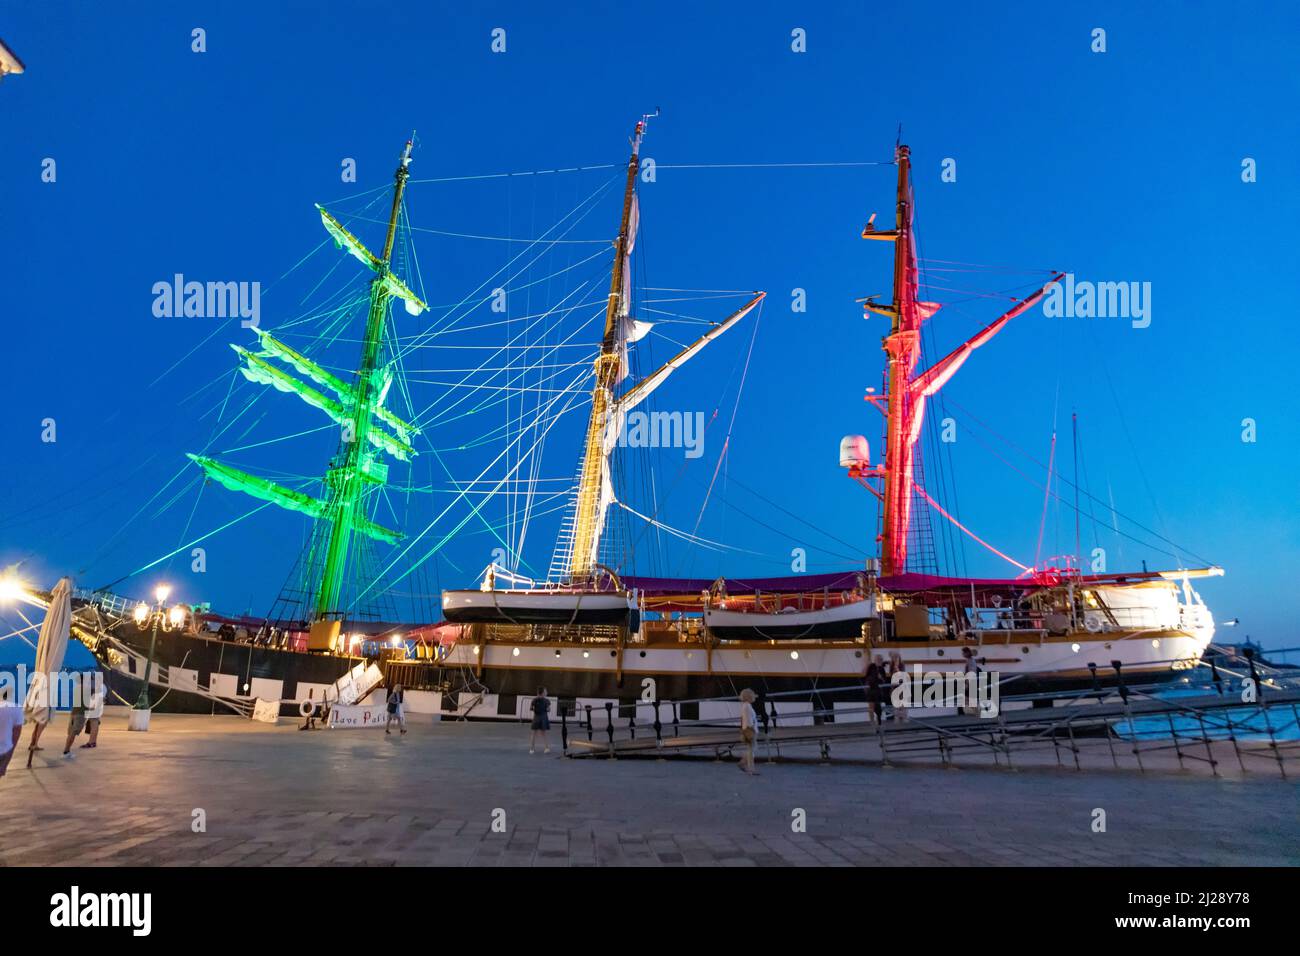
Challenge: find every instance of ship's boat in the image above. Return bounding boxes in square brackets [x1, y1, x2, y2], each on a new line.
[703, 600, 875, 641]
[442, 588, 636, 626]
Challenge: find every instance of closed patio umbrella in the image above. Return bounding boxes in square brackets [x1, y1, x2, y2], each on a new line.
[23, 577, 73, 754]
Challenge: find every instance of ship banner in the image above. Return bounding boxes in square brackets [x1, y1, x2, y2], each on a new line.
[327, 703, 389, 729]
[251, 698, 281, 724]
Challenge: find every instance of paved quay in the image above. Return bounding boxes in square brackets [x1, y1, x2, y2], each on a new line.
[1, 710, 1296, 867]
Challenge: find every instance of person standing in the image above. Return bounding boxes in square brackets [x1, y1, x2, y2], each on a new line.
[62, 693, 89, 758]
[385, 683, 407, 735]
[0, 687, 24, 778]
[865, 654, 886, 725]
[738, 688, 759, 775]
[888, 652, 910, 722]
[961, 647, 983, 716]
[529, 688, 551, 754]
[80, 674, 104, 749]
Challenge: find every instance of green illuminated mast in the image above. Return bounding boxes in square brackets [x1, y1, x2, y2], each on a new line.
[313, 138, 415, 621]
[188, 137, 426, 628]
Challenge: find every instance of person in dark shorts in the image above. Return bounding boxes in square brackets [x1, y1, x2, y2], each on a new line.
[385, 683, 407, 735]
[529, 687, 551, 754]
[62, 702, 87, 758]
[865, 654, 886, 725]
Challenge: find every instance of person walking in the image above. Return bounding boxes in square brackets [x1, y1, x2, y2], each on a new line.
[529, 687, 551, 754]
[738, 688, 759, 775]
[385, 683, 407, 735]
[62, 699, 87, 758]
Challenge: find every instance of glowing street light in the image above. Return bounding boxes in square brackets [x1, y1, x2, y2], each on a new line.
[130, 584, 187, 726]
[0, 575, 27, 603]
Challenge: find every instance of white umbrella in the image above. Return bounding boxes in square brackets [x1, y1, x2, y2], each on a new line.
[24, 576, 72, 726]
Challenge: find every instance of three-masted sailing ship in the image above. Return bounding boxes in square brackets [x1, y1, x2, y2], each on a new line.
[60, 124, 1219, 719]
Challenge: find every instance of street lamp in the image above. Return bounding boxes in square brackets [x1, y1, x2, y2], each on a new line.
[129, 583, 186, 730]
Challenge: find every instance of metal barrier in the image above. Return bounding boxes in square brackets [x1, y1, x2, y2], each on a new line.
[561, 667, 1300, 776]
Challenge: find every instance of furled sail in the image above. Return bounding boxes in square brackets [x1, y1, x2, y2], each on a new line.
[252, 330, 420, 444]
[253, 330, 350, 400]
[572, 291, 765, 572]
[186, 454, 402, 543]
[614, 194, 646, 383]
[188, 453, 326, 519]
[317, 204, 427, 316]
[232, 345, 416, 461]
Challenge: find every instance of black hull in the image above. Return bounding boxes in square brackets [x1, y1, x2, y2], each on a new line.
[99, 629, 361, 715]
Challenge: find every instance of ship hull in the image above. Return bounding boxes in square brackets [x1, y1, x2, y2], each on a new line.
[98, 627, 361, 715]
[88, 613, 1207, 718]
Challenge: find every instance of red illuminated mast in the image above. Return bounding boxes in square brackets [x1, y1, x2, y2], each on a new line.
[861, 144, 1062, 576]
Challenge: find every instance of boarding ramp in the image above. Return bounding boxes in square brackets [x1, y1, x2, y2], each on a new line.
[562, 662, 1300, 777]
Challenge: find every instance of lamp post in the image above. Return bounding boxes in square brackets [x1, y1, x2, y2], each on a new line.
[129, 584, 186, 731]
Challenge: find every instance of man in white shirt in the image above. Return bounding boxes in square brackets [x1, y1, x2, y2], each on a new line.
[0, 686, 26, 778]
[738, 688, 759, 775]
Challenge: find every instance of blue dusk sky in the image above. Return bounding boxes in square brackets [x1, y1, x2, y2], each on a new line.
[1, 0, 1297, 661]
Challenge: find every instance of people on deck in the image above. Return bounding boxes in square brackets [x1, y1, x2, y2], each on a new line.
[385, 683, 406, 735]
[737, 688, 759, 775]
[529, 687, 551, 754]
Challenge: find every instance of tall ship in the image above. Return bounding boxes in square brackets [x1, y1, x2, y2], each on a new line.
[31, 122, 1219, 719]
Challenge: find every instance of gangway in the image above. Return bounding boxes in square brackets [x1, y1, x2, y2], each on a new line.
[562, 675, 1300, 777]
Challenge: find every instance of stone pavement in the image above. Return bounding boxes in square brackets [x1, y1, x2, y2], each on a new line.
[0, 710, 1295, 866]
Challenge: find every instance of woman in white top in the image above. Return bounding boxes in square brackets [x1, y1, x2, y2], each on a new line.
[738, 688, 759, 775]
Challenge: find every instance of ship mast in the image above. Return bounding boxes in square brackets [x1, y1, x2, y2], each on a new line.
[566, 117, 647, 582]
[313, 139, 414, 619]
[863, 144, 1062, 577]
[877, 144, 920, 577]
